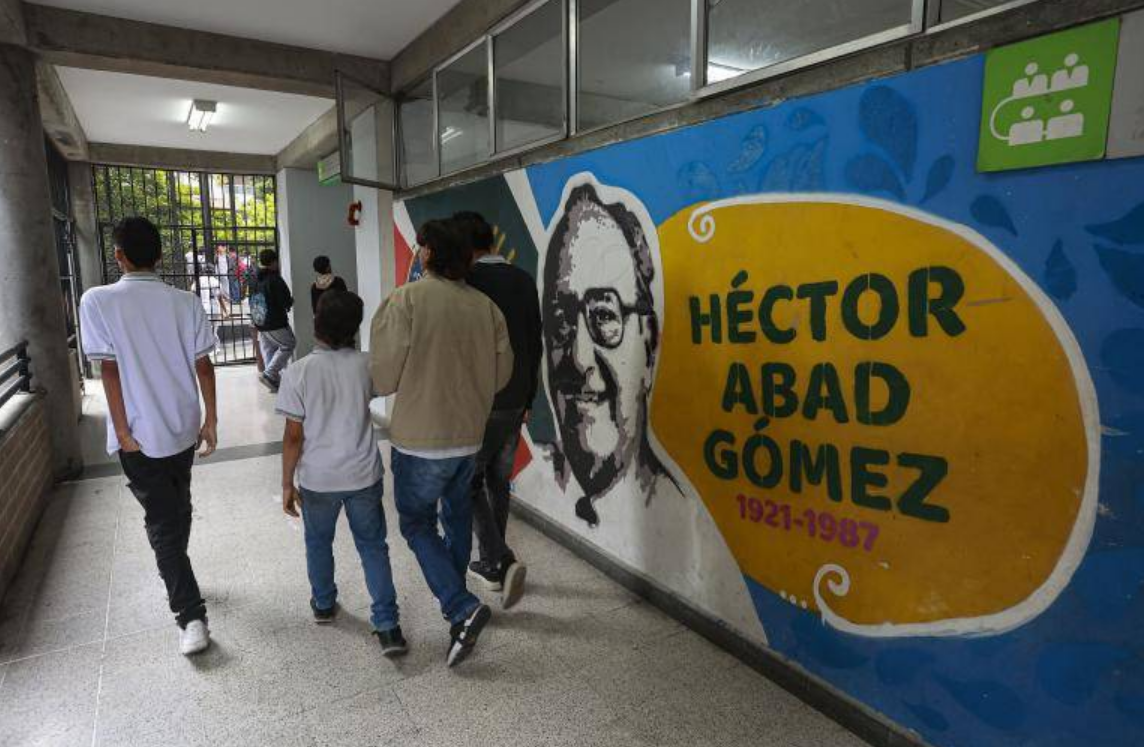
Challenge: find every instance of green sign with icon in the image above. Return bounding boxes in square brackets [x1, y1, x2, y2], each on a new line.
[978, 19, 1121, 172]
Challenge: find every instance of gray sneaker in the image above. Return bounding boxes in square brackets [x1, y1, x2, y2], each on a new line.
[501, 561, 527, 610]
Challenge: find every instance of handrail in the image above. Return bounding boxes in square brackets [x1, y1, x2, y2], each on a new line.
[0, 341, 32, 411]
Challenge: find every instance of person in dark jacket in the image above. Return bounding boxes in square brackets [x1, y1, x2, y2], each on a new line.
[310, 255, 348, 314]
[454, 211, 542, 609]
[253, 249, 295, 392]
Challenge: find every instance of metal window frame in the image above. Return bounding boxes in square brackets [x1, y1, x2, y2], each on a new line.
[489, 0, 569, 157]
[396, 76, 439, 188]
[927, 0, 1043, 32]
[692, 0, 925, 98]
[335, 70, 400, 190]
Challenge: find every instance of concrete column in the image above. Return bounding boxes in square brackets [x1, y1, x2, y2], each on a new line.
[68, 161, 103, 296]
[0, 43, 83, 477]
[354, 185, 394, 352]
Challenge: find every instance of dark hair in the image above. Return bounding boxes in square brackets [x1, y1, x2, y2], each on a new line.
[112, 217, 162, 268]
[312, 255, 331, 274]
[453, 211, 494, 253]
[419, 219, 471, 280]
[259, 249, 278, 268]
[314, 290, 363, 350]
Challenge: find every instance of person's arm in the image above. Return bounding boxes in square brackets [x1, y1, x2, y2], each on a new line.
[369, 295, 411, 396]
[100, 360, 141, 453]
[278, 276, 294, 313]
[195, 356, 218, 457]
[493, 306, 514, 393]
[281, 419, 303, 517]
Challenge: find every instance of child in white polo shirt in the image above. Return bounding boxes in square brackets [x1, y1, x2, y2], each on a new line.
[277, 290, 406, 656]
[79, 217, 218, 657]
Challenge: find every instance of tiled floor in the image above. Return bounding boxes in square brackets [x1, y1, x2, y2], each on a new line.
[2, 371, 867, 747]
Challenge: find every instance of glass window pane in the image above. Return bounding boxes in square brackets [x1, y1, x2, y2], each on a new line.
[940, 0, 1017, 23]
[400, 79, 437, 187]
[706, 0, 912, 85]
[577, 0, 691, 132]
[338, 74, 396, 187]
[437, 42, 490, 174]
[495, 0, 565, 152]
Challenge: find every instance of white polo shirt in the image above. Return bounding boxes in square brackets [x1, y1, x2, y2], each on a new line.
[80, 272, 217, 458]
[275, 346, 384, 493]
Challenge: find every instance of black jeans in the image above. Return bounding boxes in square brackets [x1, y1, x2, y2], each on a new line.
[119, 447, 207, 628]
[470, 408, 524, 567]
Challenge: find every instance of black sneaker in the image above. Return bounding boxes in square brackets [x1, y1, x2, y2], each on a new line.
[467, 561, 503, 592]
[447, 604, 491, 667]
[259, 373, 280, 393]
[375, 626, 408, 657]
[311, 599, 337, 624]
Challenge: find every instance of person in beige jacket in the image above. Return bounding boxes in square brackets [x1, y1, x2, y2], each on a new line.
[370, 218, 513, 667]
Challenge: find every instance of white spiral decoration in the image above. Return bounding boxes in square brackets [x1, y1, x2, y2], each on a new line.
[812, 563, 852, 622]
[687, 206, 718, 243]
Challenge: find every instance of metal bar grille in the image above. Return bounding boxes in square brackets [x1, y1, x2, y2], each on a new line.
[92, 165, 278, 367]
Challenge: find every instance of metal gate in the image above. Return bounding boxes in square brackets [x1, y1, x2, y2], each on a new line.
[92, 166, 278, 365]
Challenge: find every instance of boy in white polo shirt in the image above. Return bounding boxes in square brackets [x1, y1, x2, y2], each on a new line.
[79, 217, 219, 656]
[277, 290, 406, 656]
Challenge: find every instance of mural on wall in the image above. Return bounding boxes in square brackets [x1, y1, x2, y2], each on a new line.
[396, 52, 1144, 747]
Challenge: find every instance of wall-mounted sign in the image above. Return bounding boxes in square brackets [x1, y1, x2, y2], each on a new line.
[1108, 10, 1144, 160]
[978, 19, 1120, 172]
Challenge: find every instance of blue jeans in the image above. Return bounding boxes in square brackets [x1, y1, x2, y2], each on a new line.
[300, 478, 399, 632]
[392, 450, 480, 625]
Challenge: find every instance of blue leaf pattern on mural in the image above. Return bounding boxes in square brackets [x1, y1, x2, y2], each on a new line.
[921, 155, 955, 203]
[790, 615, 868, 669]
[1036, 642, 1132, 705]
[1095, 244, 1144, 311]
[858, 86, 917, 179]
[759, 138, 827, 192]
[1045, 240, 1077, 300]
[903, 701, 950, 732]
[1100, 329, 1144, 397]
[935, 675, 1026, 731]
[971, 195, 1018, 235]
[876, 648, 934, 686]
[678, 161, 721, 203]
[787, 107, 825, 131]
[728, 125, 769, 173]
[845, 154, 906, 200]
[1073, 547, 1144, 618]
[1087, 201, 1144, 245]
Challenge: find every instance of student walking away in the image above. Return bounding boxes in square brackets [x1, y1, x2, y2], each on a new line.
[370, 219, 513, 667]
[310, 255, 348, 314]
[79, 217, 219, 656]
[251, 249, 295, 392]
[455, 212, 542, 609]
[277, 290, 407, 656]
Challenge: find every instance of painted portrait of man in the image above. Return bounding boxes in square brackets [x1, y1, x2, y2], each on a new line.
[541, 177, 678, 527]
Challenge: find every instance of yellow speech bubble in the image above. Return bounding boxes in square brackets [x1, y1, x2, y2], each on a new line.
[651, 195, 1098, 637]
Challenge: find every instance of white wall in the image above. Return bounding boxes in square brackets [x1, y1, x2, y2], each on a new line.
[275, 167, 357, 357]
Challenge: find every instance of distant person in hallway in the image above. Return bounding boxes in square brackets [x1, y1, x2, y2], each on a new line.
[277, 290, 407, 656]
[455, 211, 541, 609]
[79, 216, 218, 656]
[214, 245, 232, 318]
[252, 249, 295, 393]
[542, 182, 679, 528]
[369, 219, 512, 667]
[310, 255, 347, 314]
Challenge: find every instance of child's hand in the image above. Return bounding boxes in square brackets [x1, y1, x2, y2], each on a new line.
[198, 420, 218, 457]
[282, 485, 302, 517]
[118, 431, 142, 453]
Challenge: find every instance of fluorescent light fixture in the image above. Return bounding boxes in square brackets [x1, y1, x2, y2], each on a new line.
[187, 99, 217, 132]
[706, 61, 747, 84]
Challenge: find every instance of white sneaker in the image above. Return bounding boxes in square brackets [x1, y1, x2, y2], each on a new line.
[180, 620, 210, 656]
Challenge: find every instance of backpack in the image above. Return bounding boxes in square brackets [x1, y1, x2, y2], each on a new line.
[250, 282, 269, 327]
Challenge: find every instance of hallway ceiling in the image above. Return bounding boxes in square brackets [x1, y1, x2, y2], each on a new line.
[33, 0, 465, 59]
[57, 67, 333, 154]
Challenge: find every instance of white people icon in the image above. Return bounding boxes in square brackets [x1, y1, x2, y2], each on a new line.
[990, 51, 1091, 147]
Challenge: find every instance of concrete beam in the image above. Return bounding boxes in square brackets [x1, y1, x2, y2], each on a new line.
[0, 0, 25, 46]
[36, 61, 88, 162]
[275, 106, 339, 171]
[87, 143, 276, 174]
[24, 4, 390, 98]
[391, 0, 529, 92]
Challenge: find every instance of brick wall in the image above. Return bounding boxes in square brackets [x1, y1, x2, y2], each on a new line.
[0, 396, 53, 601]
